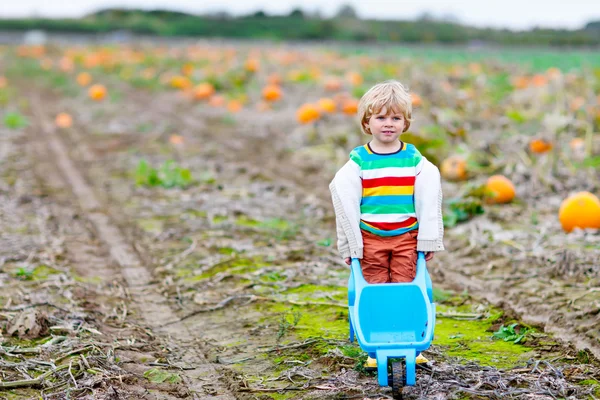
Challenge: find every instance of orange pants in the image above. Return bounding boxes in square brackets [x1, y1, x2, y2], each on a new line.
[361, 229, 418, 284]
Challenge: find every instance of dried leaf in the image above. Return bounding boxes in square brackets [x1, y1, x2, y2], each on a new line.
[6, 309, 49, 339]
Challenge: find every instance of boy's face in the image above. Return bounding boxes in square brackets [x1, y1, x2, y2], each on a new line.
[365, 106, 405, 146]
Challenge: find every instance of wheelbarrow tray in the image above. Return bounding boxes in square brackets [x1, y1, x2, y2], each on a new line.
[348, 253, 435, 387]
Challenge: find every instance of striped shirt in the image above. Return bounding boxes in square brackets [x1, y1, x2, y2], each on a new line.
[350, 142, 423, 237]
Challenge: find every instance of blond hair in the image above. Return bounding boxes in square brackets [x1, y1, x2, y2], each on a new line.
[357, 80, 413, 135]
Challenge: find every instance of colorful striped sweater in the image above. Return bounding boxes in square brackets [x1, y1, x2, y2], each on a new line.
[350, 142, 424, 237]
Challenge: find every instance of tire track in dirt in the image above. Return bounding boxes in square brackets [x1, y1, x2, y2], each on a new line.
[23, 137, 190, 399]
[3, 100, 200, 398]
[28, 93, 237, 400]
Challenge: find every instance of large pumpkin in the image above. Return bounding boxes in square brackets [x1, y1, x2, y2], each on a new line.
[485, 175, 515, 204]
[296, 103, 320, 124]
[559, 192, 600, 232]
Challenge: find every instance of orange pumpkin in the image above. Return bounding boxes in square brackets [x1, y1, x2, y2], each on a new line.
[192, 83, 215, 101]
[317, 98, 336, 114]
[169, 134, 184, 145]
[227, 99, 243, 113]
[531, 74, 548, 87]
[570, 137, 584, 149]
[485, 175, 515, 204]
[529, 139, 553, 154]
[569, 138, 585, 152]
[59, 57, 74, 72]
[296, 103, 320, 124]
[558, 192, 600, 232]
[208, 95, 225, 108]
[440, 156, 467, 181]
[345, 71, 363, 86]
[512, 76, 530, 89]
[569, 137, 586, 160]
[324, 77, 343, 92]
[26, 45, 45, 58]
[468, 63, 482, 74]
[341, 98, 359, 115]
[55, 112, 73, 129]
[170, 75, 191, 89]
[262, 84, 282, 102]
[76, 72, 92, 87]
[245, 58, 260, 72]
[88, 84, 107, 101]
[411, 93, 422, 107]
[181, 63, 194, 76]
[18, 45, 45, 58]
[0, 76, 7, 88]
[83, 54, 99, 69]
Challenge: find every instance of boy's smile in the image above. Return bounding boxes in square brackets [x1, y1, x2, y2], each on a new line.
[365, 106, 405, 151]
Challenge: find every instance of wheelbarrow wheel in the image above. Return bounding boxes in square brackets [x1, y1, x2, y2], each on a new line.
[390, 360, 406, 399]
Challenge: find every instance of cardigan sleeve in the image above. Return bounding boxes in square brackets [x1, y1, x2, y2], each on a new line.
[414, 158, 445, 252]
[330, 159, 364, 259]
[335, 215, 351, 258]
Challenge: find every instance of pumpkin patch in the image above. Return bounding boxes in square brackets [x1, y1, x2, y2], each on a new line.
[3, 38, 600, 400]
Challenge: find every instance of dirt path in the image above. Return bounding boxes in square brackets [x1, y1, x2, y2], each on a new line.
[2, 108, 212, 398]
[28, 92, 237, 399]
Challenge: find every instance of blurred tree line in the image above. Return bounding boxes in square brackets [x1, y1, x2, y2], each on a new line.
[1, 6, 599, 47]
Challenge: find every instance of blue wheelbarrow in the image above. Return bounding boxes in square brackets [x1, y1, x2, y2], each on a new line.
[348, 252, 435, 399]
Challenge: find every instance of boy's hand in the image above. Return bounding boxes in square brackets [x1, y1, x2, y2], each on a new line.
[424, 252, 434, 261]
[344, 257, 351, 265]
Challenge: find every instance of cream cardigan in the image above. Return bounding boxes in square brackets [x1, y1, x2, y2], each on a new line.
[329, 156, 445, 259]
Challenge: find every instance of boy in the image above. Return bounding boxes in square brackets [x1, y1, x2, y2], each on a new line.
[329, 80, 444, 365]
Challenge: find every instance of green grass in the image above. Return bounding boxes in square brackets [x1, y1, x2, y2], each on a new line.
[578, 379, 600, 397]
[348, 44, 600, 72]
[253, 284, 539, 369]
[3, 111, 28, 129]
[134, 159, 192, 189]
[182, 255, 269, 281]
[235, 216, 299, 240]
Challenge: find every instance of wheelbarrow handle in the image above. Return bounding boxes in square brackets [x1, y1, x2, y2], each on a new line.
[351, 252, 426, 264]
